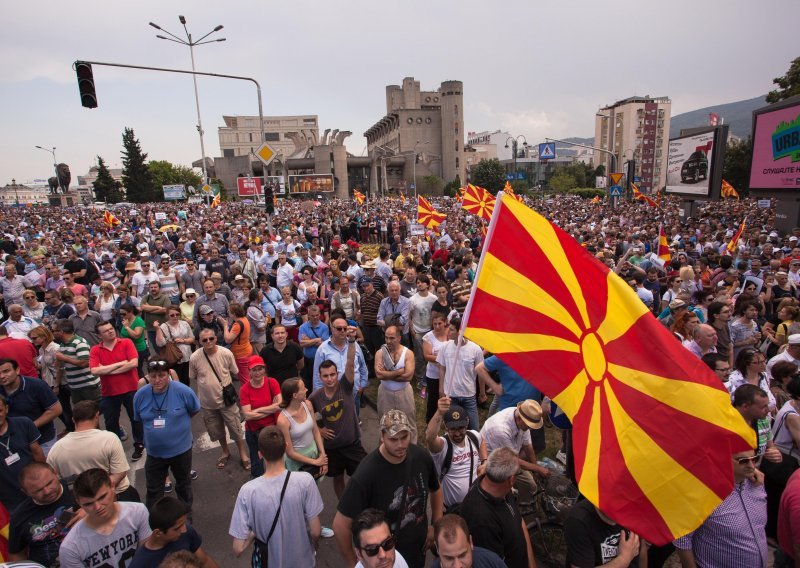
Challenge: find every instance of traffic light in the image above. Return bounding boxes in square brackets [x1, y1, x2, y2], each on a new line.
[264, 183, 274, 215]
[74, 61, 98, 108]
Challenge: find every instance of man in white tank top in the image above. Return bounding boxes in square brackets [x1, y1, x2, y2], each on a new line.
[375, 325, 417, 444]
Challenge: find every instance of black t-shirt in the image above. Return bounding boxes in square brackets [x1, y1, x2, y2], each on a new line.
[64, 259, 88, 284]
[309, 379, 359, 449]
[459, 479, 529, 568]
[8, 482, 76, 566]
[564, 499, 638, 568]
[129, 524, 202, 568]
[259, 341, 304, 383]
[206, 258, 229, 279]
[0, 417, 40, 511]
[431, 301, 451, 317]
[338, 445, 439, 568]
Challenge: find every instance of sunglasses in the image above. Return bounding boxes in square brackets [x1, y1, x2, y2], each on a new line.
[200, 337, 217, 343]
[734, 454, 761, 465]
[333, 326, 347, 331]
[148, 360, 169, 370]
[360, 535, 396, 557]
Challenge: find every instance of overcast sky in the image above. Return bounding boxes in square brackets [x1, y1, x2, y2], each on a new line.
[1, 0, 796, 186]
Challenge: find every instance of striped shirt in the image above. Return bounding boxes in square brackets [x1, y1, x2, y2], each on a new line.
[60, 335, 101, 390]
[157, 268, 180, 299]
[674, 478, 767, 568]
[360, 289, 384, 326]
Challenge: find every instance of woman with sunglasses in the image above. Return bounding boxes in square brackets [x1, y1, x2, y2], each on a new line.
[112, 285, 138, 332]
[154, 305, 195, 387]
[660, 275, 683, 313]
[179, 288, 198, 324]
[93, 282, 117, 323]
[21, 291, 44, 323]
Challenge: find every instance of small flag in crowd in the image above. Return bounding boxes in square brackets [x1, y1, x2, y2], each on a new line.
[461, 184, 496, 221]
[211, 193, 221, 208]
[591, 196, 600, 204]
[503, 181, 524, 202]
[400, 193, 407, 204]
[726, 218, 747, 254]
[417, 195, 447, 229]
[721, 179, 739, 199]
[354, 190, 366, 204]
[102, 210, 120, 227]
[658, 225, 671, 261]
[632, 183, 658, 208]
[461, 194, 755, 546]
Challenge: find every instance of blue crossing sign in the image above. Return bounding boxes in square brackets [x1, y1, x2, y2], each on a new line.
[609, 185, 623, 197]
[538, 142, 556, 160]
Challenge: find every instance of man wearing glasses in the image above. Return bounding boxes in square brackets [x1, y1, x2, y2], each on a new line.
[134, 360, 200, 509]
[180, 259, 204, 296]
[674, 449, 768, 568]
[131, 260, 155, 298]
[351, 508, 409, 568]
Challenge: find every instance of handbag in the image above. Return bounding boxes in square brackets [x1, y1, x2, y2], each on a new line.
[158, 325, 183, 366]
[203, 349, 239, 406]
[251, 472, 291, 568]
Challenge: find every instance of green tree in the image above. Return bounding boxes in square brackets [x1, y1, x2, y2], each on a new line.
[549, 172, 578, 192]
[767, 57, 800, 103]
[443, 175, 462, 197]
[121, 128, 158, 202]
[722, 137, 753, 195]
[148, 160, 202, 195]
[470, 158, 505, 194]
[420, 175, 444, 195]
[92, 156, 124, 204]
[510, 180, 528, 195]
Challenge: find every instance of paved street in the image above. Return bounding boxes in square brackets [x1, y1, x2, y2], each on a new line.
[118, 398, 381, 567]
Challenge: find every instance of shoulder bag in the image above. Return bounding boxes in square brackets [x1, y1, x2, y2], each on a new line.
[159, 324, 183, 367]
[203, 349, 239, 406]
[251, 472, 291, 568]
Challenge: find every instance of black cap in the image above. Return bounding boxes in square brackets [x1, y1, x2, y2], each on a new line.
[443, 405, 469, 429]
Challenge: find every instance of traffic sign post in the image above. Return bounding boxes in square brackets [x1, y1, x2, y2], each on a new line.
[609, 186, 623, 197]
[255, 143, 276, 166]
[538, 142, 556, 161]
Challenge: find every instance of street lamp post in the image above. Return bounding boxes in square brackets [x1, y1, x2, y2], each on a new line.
[149, 16, 225, 187]
[412, 140, 429, 198]
[504, 135, 528, 185]
[35, 145, 63, 193]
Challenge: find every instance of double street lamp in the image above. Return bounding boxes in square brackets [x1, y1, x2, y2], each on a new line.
[149, 16, 225, 187]
[35, 145, 63, 193]
[412, 140, 429, 198]
[505, 135, 528, 183]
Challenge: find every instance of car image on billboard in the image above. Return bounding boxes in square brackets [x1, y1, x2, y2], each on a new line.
[680, 151, 709, 183]
[666, 130, 715, 196]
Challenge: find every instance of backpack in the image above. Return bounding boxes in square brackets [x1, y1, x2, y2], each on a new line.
[439, 431, 479, 482]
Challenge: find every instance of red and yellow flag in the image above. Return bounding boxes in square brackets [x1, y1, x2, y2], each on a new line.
[726, 218, 746, 254]
[591, 196, 601, 204]
[211, 193, 221, 208]
[632, 183, 658, 208]
[417, 195, 447, 229]
[462, 184, 495, 221]
[456, 187, 465, 203]
[721, 179, 739, 199]
[102, 210, 120, 227]
[400, 193, 407, 205]
[353, 189, 366, 205]
[658, 225, 671, 262]
[503, 181, 524, 202]
[461, 195, 755, 546]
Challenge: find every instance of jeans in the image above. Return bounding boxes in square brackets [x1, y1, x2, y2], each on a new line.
[450, 395, 479, 431]
[144, 448, 193, 509]
[147, 330, 159, 356]
[245, 429, 265, 478]
[100, 391, 143, 445]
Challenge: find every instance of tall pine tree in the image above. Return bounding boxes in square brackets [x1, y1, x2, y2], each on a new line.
[121, 128, 159, 202]
[92, 156, 124, 203]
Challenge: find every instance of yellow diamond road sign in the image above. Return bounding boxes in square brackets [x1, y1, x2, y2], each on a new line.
[256, 143, 277, 166]
[201, 184, 212, 194]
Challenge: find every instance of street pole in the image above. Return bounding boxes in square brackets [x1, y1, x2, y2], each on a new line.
[505, 135, 527, 187]
[35, 145, 63, 193]
[187, 38, 208, 185]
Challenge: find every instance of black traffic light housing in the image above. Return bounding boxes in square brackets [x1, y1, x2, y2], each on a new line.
[264, 183, 274, 215]
[74, 61, 98, 108]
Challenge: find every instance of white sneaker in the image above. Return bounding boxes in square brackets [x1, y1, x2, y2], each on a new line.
[320, 526, 335, 538]
[556, 450, 567, 465]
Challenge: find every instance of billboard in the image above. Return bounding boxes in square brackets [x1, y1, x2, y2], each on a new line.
[237, 176, 287, 198]
[749, 100, 800, 189]
[666, 131, 716, 196]
[288, 174, 334, 195]
[162, 184, 185, 200]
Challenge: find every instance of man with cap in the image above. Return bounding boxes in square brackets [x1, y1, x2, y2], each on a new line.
[458, 447, 536, 567]
[658, 298, 688, 329]
[193, 279, 229, 324]
[425, 395, 486, 512]
[333, 409, 442, 568]
[479, 400, 551, 500]
[239, 355, 281, 478]
[767, 334, 800, 383]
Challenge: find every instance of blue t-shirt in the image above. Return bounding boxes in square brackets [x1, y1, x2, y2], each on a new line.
[0, 416, 41, 510]
[134, 382, 200, 458]
[129, 524, 201, 568]
[2, 377, 59, 443]
[483, 356, 541, 411]
[297, 321, 331, 359]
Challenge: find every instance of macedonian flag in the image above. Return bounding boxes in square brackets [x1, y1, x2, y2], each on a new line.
[721, 179, 740, 199]
[102, 210, 120, 227]
[353, 189, 366, 205]
[632, 182, 658, 208]
[503, 181, 524, 202]
[211, 193, 221, 208]
[462, 184, 495, 221]
[657, 225, 671, 262]
[461, 194, 755, 545]
[417, 195, 447, 229]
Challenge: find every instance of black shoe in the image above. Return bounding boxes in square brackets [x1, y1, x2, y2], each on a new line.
[131, 444, 144, 462]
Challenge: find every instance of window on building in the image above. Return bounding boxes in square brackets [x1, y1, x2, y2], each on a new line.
[456, 157, 459, 168]
[454, 104, 458, 117]
[223, 149, 234, 158]
[264, 132, 280, 142]
[455, 140, 459, 151]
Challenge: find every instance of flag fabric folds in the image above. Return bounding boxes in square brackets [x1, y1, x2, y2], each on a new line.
[726, 218, 746, 254]
[211, 193, 221, 208]
[461, 194, 755, 546]
[354, 190, 366, 205]
[591, 196, 600, 204]
[503, 181, 524, 202]
[417, 196, 447, 229]
[631, 183, 658, 208]
[461, 184, 496, 221]
[721, 179, 740, 199]
[102, 211, 120, 227]
[657, 225, 671, 261]
[400, 193, 407, 205]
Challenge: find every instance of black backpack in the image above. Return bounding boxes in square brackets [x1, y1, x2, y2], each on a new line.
[439, 431, 480, 482]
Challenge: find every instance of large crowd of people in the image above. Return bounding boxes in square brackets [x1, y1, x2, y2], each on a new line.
[0, 192, 798, 567]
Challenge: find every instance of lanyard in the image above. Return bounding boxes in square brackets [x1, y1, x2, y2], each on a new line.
[151, 385, 169, 414]
[0, 432, 11, 454]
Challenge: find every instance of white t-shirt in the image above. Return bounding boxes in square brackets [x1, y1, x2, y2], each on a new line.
[430, 430, 481, 507]
[436, 339, 484, 397]
[480, 407, 532, 454]
[409, 293, 437, 334]
[356, 550, 409, 568]
[422, 331, 448, 379]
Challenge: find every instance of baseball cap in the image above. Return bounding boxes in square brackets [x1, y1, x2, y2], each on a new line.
[358, 275, 372, 288]
[669, 299, 687, 310]
[161, 253, 170, 260]
[199, 305, 214, 315]
[247, 355, 267, 370]
[380, 410, 412, 437]
[516, 400, 544, 430]
[443, 405, 469, 429]
[788, 334, 800, 345]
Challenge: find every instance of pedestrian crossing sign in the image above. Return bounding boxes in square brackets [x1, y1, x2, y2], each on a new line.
[538, 142, 556, 160]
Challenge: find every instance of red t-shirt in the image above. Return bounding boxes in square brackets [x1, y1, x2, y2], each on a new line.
[0, 337, 39, 378]
[89, 338, 139, 397]
[778, 468, 800, 559]
[240, 377, 281, 432]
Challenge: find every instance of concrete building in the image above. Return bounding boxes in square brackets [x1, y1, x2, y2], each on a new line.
[77, 166, 123, 187]
[467, 130, 512, 161]
[0, 180, 50, 205]
[594, 96, 671, 193]
[364, 77, 465, 195]
[218, 115, 319, 162]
